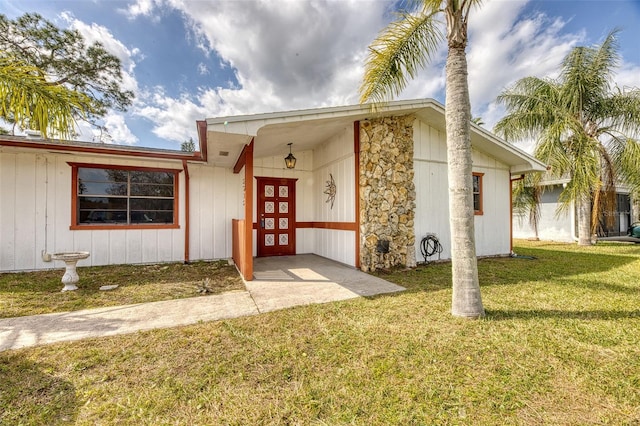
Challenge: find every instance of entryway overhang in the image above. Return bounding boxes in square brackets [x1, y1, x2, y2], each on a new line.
[202, 99, 442, 168]
[200, 98, 546, 178]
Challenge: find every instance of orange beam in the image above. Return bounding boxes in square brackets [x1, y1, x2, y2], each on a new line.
[295, 221, 358, 231]
[243, 139, 254, 280]
[233, 143, 250, 174]
[182, 159, 190, 264]
[354, 121, 361, 269]
[195, 120, 208, 161]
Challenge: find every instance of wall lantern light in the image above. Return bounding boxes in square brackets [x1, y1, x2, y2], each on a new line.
[284, 142, 297, 169]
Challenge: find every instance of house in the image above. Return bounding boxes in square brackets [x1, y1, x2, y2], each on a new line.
[0, 98, 546, 278]
[513, 178, 635, 242]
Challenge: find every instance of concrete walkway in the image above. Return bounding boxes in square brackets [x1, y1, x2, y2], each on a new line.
[0, 255, 404, 352]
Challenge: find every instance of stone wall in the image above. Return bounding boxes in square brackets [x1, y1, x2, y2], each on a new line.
[359, 115, 417, 272]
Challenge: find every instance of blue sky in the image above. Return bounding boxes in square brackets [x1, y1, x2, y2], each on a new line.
[2, 0, 639, 151]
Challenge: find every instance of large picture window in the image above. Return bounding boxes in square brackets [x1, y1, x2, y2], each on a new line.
[473, 172, 484, 215]
[70, 163, 180, 229]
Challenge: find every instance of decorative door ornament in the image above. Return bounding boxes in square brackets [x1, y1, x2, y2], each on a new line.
[324, 173, 336, 209]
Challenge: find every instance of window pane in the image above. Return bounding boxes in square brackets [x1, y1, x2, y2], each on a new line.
[473, 194, 480, 211]
[130, 198, 174, 210]
[130, 171, 174, 184]
[74, 166, 176, 226]
[79, 181, 127, 195]
[473, 175, 480, 193]
[129, 211, 154, 223]
[130, 211, 173, 224]
[78, 168, 128, 182]
[78, 197, 128, 210]
[79, 210, 128, 223]
[130, 183, 174, 197]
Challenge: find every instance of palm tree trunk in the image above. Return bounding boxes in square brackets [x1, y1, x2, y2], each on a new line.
[446, 43, 485, 318]
[577, 194, 593, 245]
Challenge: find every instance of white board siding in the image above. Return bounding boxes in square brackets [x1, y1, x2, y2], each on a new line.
[513, 185, 574, 242]
[312, 126, 357, 266]
[473, 166, 511, 256]
[0, 149, 186, 271]
[187, 163, 241, 262]
[1, 152, 18, 270]
[314, 229, 356, 266]
[413, 120, 512, 262]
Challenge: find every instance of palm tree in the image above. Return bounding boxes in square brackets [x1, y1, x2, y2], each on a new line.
[495, 30, 640, 245]
[0, 55, 93, 138]
[360, 0, 485, 318]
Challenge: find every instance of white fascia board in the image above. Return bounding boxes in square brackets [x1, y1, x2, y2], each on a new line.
[469, 123, 547, 174]
[205, 99, 440, 135]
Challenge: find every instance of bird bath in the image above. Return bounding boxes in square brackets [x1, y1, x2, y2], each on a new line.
[51, 251, 90, 292]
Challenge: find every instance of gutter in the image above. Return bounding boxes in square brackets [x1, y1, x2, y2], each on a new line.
[0, 137, 207, 162]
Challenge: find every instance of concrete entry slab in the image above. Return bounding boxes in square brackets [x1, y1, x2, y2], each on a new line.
[248, 254, 405, 312]
[0, 255, 404, 352]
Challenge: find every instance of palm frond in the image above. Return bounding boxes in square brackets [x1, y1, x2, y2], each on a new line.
[560, 30, 620, 117]
[494, 77, 564, 141]
[512, 172, 543, 234]
[609, 135, 640, 192]
[0, 55, 95, 138]
[359, 8, 444, 104]
[599, 88, 640, 136]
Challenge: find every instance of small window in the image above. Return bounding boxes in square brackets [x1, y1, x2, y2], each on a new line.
[70, 163, 180, 229]
[473, 172, 484, 215]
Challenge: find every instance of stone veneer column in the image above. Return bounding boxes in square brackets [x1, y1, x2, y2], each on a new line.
[359, 114, 417, 272]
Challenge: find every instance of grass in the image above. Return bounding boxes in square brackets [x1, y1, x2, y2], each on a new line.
[0, 260, 244, 318]
[1, 240, 640, 425]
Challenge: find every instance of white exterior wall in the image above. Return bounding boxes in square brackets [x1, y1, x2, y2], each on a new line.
[0, 148, 186, 271]
[312, 126, 356, 266]
[513, 185, 575, 242]
[413, 120, 512, 263]
[187, 162, 242, 261]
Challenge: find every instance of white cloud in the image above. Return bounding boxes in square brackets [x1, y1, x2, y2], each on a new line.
[465, 0, 585, 132]
[174, 0, 390, 110]
[62, 0, 640, 150]
[102, 113, 139, 145]
[616, 61, 640, 91]
[59, 11, 140, 94]
[118, 0, 161, 20]
[135, 89, 208, 143]
[197, 63, 209, 75]
[125, 0, 393, 143]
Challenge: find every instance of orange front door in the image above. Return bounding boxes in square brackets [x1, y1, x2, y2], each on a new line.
[256, 177, 297, 257]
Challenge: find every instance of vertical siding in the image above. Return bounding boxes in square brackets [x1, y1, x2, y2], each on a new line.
[0, 151, 17, 270]
[0, 149, 187, 271]
[312, 126, 356, 265]
[513, 185, 574, 242]
[188, 163, 242, 262]
[413, 120, 512, 262]
[14, 154, 37, 268]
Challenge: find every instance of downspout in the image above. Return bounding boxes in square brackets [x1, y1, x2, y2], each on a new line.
[510, 174, 525, 254]
[182, 159, 190, 264]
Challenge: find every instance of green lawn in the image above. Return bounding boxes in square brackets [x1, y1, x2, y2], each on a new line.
[0, 260, 244, 318]
[1, 241, 639, 425]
